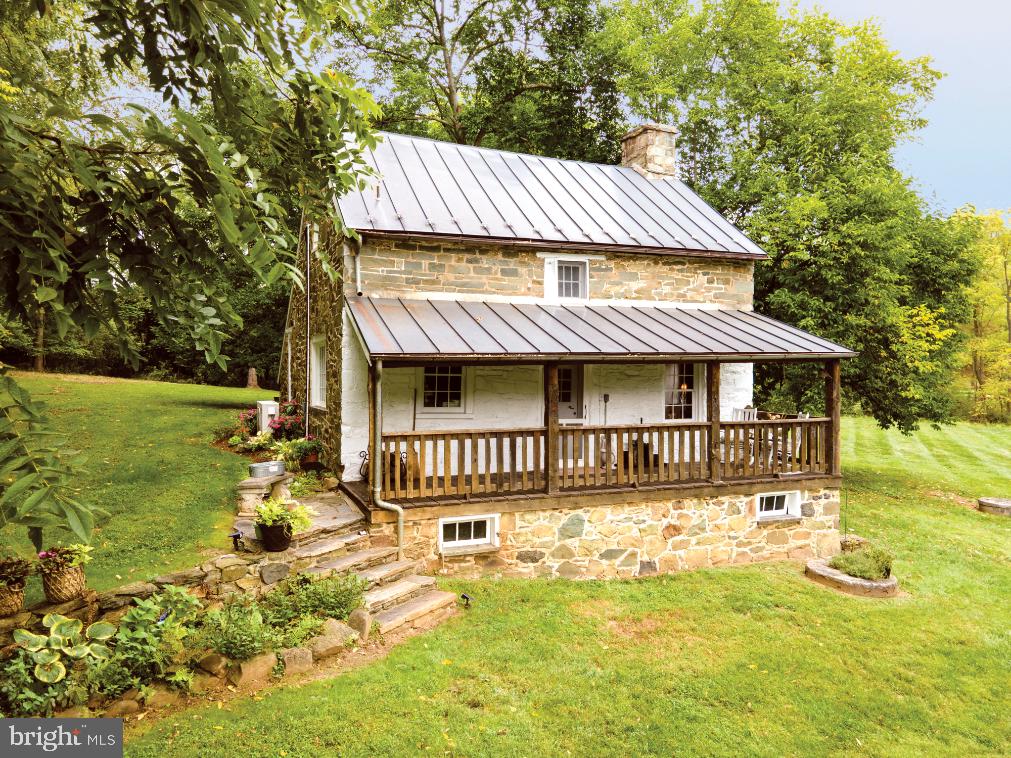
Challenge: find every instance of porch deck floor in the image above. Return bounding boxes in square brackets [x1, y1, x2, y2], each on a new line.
[341, 468, 828, 511]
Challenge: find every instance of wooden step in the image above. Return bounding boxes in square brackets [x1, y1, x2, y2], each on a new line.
[355, 559, 417, 589]
[291, 532, 369, 568]
[374, 590, 457, 634]
[306, 547, 398, 578]
[363, 575, 435, 613]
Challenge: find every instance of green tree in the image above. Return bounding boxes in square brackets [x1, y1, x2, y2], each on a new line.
[604, 0, 978, 431]
[0, 0, 377, 545]
[963, 210, 1011, 421]
[336, 0, 625, 161]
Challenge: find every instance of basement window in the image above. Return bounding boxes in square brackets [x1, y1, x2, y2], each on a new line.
[757, 491, 801, 521]
[438, 514, 500, 554]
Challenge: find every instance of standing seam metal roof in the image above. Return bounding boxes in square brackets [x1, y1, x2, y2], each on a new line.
[346, 297, 856, 361]
[338, 132, 768, 258]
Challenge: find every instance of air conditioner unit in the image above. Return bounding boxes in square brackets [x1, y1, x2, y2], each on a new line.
[257, 400, 279, 434]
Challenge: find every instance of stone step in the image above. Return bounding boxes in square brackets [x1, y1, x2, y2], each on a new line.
[355, 559, 418, 589]
[363, 575, 436, 613]
[291, 532, 370, 569]
[306, 547, 399, 578]
[374, 590, 457, 634]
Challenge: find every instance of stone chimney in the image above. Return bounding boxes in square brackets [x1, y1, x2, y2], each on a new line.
[620, 123, 678, 180]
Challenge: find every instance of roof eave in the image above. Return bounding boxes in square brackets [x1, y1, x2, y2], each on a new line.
[370, 351, 858, 364]
[354, 229, 769, 261]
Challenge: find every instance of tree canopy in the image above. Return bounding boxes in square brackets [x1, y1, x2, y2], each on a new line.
[0, 0, 378, 544]
[603, 0, 978, 430]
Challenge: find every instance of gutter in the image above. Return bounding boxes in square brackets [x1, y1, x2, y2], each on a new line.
[371, 359, 405, 560]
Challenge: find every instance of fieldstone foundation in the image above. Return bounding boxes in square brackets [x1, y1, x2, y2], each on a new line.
[374, 487, 841, 579]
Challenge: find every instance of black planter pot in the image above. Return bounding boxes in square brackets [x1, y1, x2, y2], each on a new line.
[258, 522, 293, 552]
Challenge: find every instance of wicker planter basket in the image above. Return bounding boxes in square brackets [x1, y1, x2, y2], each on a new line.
[42, 566, 87, 604]
[0, 584, 25, 617]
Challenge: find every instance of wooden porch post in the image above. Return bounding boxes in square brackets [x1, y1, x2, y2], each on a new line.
[544, 362, 559, 494]
[367, 362, 377, 505]
[706, 361, 721, 482]
[825, 358, 841, 475]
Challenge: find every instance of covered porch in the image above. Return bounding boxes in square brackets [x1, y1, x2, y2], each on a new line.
[344, 297, 853, 508]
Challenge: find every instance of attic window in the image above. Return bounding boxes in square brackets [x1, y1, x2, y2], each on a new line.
[542, 255, 591, 301]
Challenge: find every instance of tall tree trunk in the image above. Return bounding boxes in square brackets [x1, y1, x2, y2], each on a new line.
[33, 309, 44, 372]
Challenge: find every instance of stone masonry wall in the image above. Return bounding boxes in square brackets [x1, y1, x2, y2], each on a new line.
[277, 221, 345, 474]
[373, 487, 840, 579]
[349, 236, 754, 308]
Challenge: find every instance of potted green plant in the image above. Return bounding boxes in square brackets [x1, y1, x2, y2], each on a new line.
[271, 436, 323, 470]
[297, 436, 323, 466]
[254, 498, 316, 552]
[0, 556, 32, 617]
[37, 544, 93, 603]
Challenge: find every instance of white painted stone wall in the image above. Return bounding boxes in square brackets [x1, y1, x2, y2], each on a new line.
[338, 342, 754, 480]
[340, 311, 371, 480]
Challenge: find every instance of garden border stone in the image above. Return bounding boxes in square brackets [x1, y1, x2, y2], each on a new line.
[977, 497, 1011, 517]
[804, 559, 899, 598]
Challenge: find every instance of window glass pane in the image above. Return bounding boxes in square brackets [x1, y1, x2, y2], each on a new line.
[423, 366, 464, 409]
[664, 363, 695, 420]
[473, 520, 487, 540]
[557, 261, 586, 299]
[458, 521, 473, 541]
[442, 522, 456, 542]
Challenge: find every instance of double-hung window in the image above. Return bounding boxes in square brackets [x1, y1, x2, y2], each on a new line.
[309, 335, 327, 409]
[543, 255, 591, 301]
[664, 363, 697, 420]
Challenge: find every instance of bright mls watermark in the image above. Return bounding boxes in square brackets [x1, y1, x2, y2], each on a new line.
[4, 719, 122, 757]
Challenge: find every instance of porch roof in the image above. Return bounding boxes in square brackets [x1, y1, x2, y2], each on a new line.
[346, 297, 856, 363]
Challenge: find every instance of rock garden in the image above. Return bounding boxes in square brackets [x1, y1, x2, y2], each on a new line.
[0, 563, 373, 719]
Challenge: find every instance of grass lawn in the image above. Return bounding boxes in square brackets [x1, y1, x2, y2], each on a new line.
[119, 416, 1010, 757]
[2, 372, 271, 597]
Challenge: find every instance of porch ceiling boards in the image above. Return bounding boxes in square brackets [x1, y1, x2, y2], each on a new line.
[346, 297, 856, 363]
[337, 131, 767, 259]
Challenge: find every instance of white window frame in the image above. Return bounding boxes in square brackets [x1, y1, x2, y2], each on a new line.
[663, 363, 706, 421]
[541, 254, 591, 302]
[437, 513, 500, 553]
[756, 491, 801, 521]
[415, 365, 475, 418]
[309, 335, 327, 409]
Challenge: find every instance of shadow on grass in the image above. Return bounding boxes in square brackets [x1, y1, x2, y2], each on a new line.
[164, 397, 265, 410]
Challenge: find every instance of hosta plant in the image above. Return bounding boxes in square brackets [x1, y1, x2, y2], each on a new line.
[13, 613, 115, 684]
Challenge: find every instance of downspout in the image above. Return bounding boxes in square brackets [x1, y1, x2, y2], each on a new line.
[349, 236, 363, 296]
[304, 217, 311, 435]
[371, 359, 405, 560]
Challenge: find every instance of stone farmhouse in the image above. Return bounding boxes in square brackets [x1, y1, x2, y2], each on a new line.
[278, 125, 854, 579]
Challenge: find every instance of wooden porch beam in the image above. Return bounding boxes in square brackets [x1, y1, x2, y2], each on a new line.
[824, 359, 841, 476]
[544, 362, 559, 495]
[706, 361, 721, 482]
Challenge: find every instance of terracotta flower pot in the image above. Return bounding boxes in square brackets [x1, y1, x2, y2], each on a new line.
[42, 565, 86, 603]
[258, 522, 293, 552]
[301, 453, 319, 465]
[0, 584, 25, 617]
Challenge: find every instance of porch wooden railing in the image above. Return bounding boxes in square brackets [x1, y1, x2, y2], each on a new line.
[718, 418, 832, 479]
[556, 422, 710, 490]
[378, 417, 833, 501]
[380, 427, 545, 500]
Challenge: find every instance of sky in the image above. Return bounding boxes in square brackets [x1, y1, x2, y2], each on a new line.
[793, 0, 1010, 213]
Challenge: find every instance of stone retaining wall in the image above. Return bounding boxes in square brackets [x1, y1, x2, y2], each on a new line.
[374, 487, 840, 579]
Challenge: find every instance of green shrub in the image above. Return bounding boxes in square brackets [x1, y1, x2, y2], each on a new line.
[289, 472, 322, 499]
[261, 573, 365, 626]
[276, 615, 324, 648]
[201, 596, 274, 661]
[829, 545, 893, 581]
[85, 658, 137, 698]
[113, 586, 202, 679]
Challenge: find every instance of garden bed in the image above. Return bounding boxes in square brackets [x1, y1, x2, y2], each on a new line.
[805, 559, 899, 598]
